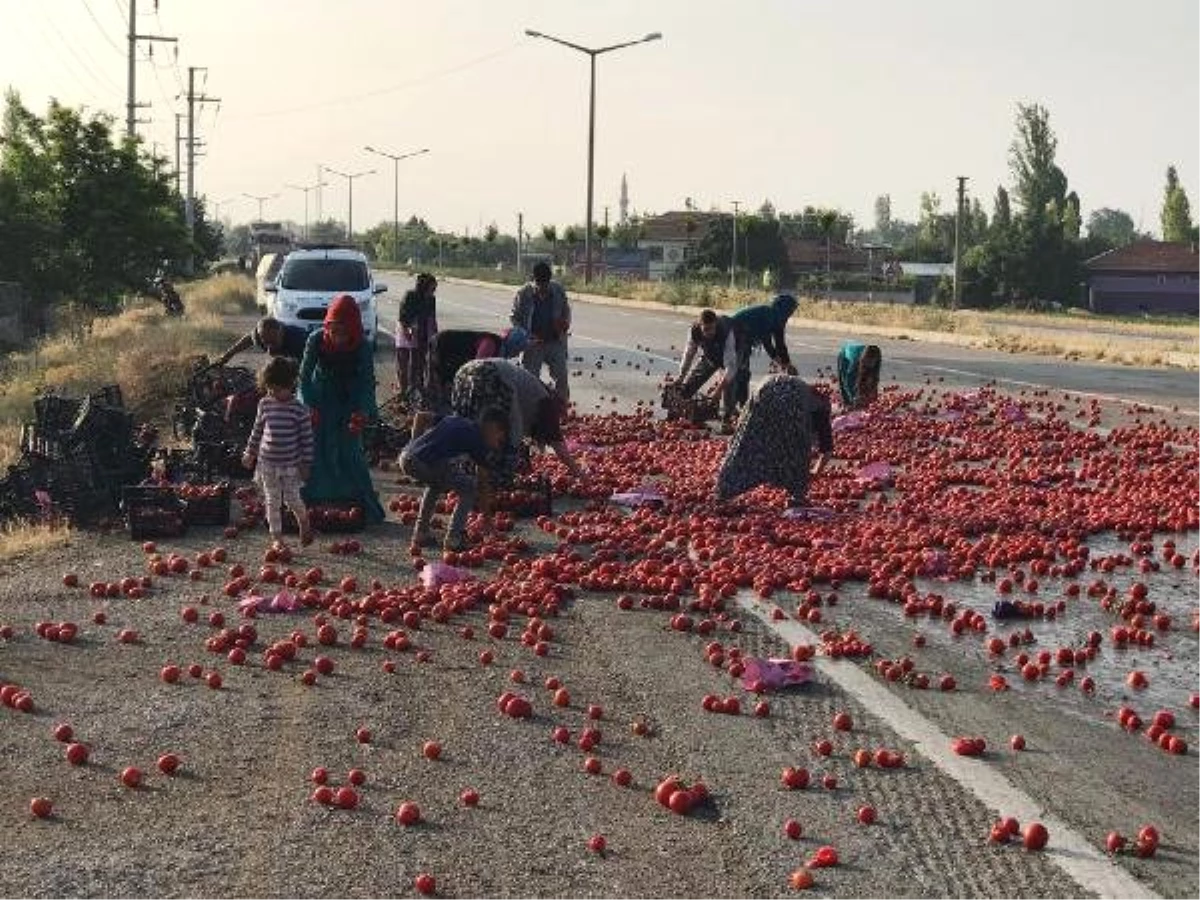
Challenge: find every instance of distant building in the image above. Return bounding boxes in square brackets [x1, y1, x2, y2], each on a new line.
[785, 238, 876, 274]
[1084, 240, 1198, 316]
[638, 211, 722, 280]
[566, 246, 650, 280]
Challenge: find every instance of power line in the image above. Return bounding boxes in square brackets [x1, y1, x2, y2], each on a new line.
[36, 10, 115, 102]
[81, 0, 124, 55]
[225, 42, 522, 121]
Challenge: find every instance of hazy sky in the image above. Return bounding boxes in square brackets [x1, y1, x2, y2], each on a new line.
[2, 0, 1197, 236]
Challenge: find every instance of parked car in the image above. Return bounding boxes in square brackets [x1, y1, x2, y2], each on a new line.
[264, 246, 388, 347]
[254, 252, 286, 315]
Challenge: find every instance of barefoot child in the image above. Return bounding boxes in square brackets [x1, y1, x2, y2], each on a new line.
[398, 407, 508, 553]
[242, 357, 313, 545]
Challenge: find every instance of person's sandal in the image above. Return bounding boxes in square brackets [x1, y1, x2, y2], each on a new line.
[443, 534, 468, 553]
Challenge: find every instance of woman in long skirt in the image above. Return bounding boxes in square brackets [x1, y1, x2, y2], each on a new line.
[716, 374, 833, 508]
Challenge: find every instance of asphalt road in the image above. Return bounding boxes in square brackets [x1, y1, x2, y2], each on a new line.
[374, 277, 1200, 416]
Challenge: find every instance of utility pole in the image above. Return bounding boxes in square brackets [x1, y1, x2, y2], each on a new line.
[186, 66, 220, 274]
[173, 113, 182, 194]
[517, 212, 524, 274]
[953, 175, 968, 310]
[730, 201, 741, 288]
[126, 0, 177, 138]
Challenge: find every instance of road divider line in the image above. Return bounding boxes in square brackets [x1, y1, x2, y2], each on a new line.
[735, 595, 1161, 900]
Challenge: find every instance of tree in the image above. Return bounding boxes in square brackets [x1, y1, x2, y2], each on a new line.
[992, 186, 1012, 235]
[485, 223, 498, 243]
[917, 192, 954, 261]
[873, 194, 892, 241]
[0, 90, 201, 311]
[1062, 191, 1081, 242]
[1086, 208, 1136, 248]
[1009, 103, 1067, 218]
[306, 219, 345, 243]
[758, 198, 776, 220]
[1161, 165, 1194, 241]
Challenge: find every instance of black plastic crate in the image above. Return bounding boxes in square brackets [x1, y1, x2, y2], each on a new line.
[122, 486, 187, 540]
[175, 482, 231, 526]
[33, 394, 83, 434]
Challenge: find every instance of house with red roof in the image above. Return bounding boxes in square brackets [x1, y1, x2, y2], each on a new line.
[1084, 240, 1198, 316]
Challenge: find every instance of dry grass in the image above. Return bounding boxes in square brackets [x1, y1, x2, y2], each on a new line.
[182, 273, 256, 317]
[0, 521, 72, 562]
[0, 275, 247, 437]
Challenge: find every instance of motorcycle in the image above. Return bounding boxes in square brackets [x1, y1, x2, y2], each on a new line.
[146, 274, 185, 317]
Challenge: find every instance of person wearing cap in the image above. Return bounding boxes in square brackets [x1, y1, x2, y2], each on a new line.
[426, 326, 529, 412]
[510, 262, 572, 403]
[214, 317, 310, 367]
[396, 272, 439, 406]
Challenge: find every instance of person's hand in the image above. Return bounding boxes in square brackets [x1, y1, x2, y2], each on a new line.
[241, 452, 256, 470]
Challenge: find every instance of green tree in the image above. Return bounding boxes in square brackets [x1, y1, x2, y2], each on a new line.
[1062, 191, 1082, 242]
[1160, 165, 1194, 241]
[992, 186, 1012, 235]
[485, 223, 498, 243]
[873, 194, 892, 241]
[1009, 102, 1067, 218]
[307, 218, 346, 243]
[0, 91, 201, 310]
[1085, 208, 1136, 248]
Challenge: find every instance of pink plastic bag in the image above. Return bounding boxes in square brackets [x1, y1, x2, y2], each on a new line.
[782, 506, 837, 521]
[238, 590, 302, 615]
[740, 657, 815, 692]
[419, 561, 473, 589]
[832, 411, 870, 433]
[857, 461, 893, 481]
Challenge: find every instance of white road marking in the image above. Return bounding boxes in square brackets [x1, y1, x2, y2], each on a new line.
[735, 595, 1161, 900]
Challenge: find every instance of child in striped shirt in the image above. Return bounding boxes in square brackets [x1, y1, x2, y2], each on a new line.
[242, 357, 313, 546]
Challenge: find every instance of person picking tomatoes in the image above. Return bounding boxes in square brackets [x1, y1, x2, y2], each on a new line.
[398, 407, 508, 553]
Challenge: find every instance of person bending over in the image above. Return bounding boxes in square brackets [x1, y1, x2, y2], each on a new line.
[716, 374, 833, 509]
[676, 308, 741, 428]
[728, 293, 799, 406]
[399, 407, 508, 553]
[836, 341, 882, 409]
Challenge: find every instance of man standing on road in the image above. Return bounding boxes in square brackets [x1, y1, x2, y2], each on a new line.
[675, 308, 741, 430]
[511, 261, 571, 403]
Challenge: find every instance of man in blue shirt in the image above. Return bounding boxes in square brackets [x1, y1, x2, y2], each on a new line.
[511, 262, 572, 403]
[398, 407, 508, 552]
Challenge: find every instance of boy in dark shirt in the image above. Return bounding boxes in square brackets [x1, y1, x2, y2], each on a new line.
[398, 407, 507, 552]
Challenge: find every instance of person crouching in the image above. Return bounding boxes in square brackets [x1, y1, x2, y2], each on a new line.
[399, 407, 508, 553]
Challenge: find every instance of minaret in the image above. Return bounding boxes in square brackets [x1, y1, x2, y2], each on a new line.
[619, 174, 629, 225]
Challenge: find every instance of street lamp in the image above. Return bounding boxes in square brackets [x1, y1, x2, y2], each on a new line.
[212, 196, 239, 221]
[243, 192, 280, 221]
[524, 28, 662, 284]
[322, 166, 376, 245]
[285, 181, 324, 241]
[363, 146, 430, 266]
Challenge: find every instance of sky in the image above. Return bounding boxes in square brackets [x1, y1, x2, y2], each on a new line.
[1, 0, 1197, 237]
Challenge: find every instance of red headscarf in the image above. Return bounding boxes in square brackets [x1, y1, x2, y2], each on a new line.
[322, 294, 364, 352]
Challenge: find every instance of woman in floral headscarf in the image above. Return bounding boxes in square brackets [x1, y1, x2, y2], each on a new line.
[716, 374, 833, 509]
[297, 294, 385, 523]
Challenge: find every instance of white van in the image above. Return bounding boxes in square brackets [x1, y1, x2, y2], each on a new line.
[254, 253, 286, 315]
[264, 246, 388, 347]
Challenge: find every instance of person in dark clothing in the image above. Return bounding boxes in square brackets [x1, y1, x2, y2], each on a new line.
[836, 341, 882, 409]
[716, 375, 833, 509]
[511, 262, 571, 402]
[676, 308, 741, 426]
[215, 317, 310, 366]
[427, 327, 529, 412]
[398, 407, 507, 552]
[396, 273, 439, 406]
[728, 294, 799, 405]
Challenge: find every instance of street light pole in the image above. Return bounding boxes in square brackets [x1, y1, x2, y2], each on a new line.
[364, 146, 429, 266]
[730, 201, 741, 288]
[323, 166, 376, 245]
[243, 192, 280, 221]
[285, 182, 323, 241]
[524, 28, 662, 284]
